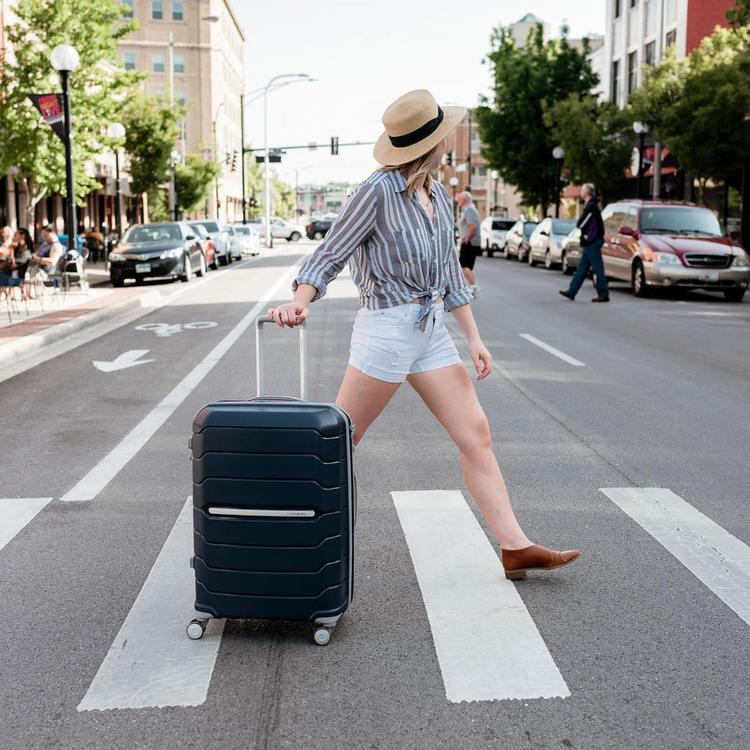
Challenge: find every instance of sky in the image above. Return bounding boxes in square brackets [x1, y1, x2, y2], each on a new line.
[236, 1, 606, 187]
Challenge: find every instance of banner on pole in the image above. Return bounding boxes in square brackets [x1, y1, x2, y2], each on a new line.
[28, 93, 65, 142]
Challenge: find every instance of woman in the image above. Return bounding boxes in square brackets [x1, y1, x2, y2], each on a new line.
[11, 228, 34, 299]
[268, 90, 580, 580]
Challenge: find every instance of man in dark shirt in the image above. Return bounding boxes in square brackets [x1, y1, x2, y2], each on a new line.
[559, 183, 609, 302]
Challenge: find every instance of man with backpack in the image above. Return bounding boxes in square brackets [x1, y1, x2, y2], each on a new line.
[559, 183, 609, 303]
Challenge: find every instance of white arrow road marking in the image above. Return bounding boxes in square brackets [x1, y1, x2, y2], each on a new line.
[61, 262, 300, 503]
[92, 349, 155, 373]
[392, 490, 570, 702]
[601, 488, 750, 627]
[0, 498, 53, 553]
[519, 334, 586, 367]
[78, 498, 224, 711]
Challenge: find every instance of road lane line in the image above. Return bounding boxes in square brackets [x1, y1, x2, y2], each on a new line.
[60, 262, 301, 502]
[519, 334, 586, 367]
[601, 488, 750, 627]
[391, 490, 570, 702]
[78, 497, 224, 711]
[0, 498, 52, 552]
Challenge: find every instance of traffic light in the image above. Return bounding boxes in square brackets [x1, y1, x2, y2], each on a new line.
[225, 151, 231, 166]
[446, 151, 453, 166]
[231, 149, 238, 172]
[330, 136, 339, 156]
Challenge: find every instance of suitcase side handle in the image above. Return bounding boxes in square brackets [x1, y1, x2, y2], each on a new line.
[255, 315, 307, 400]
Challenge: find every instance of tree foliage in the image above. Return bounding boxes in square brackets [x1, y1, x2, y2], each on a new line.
[476, 24, 598, 212]
[0, 0, 142, 224]
[544, 95, 634, 201]
[175, 153, 220, 216]
[631, 26, 750, 197]
[727, 0, 750, 29]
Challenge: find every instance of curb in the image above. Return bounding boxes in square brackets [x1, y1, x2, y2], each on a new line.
[0, 290, 161, 369]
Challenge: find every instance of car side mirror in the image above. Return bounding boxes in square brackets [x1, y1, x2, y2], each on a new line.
[185, 234, 196, 241]
[619, 226, 639, 239]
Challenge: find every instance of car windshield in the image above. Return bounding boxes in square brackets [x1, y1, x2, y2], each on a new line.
[523, 223, 539, 239]
[640, 207, 722, 237]
[124, 224, 181, 243]
[552, 219, 576, 235]
[194, 221, 220, 233]
[232, 226, 251, 235]
[189, 225, 206, 237]
[492, 220, 515, 231]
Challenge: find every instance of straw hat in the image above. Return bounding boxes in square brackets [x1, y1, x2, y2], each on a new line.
[373, 89, 466, 166]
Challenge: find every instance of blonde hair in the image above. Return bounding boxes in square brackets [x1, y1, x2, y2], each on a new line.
[379, 141, 443, 198]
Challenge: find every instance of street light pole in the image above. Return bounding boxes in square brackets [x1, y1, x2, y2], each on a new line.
[240, 93, 247, 224]
[51, 44, 80, 254]
[107, 122, 126, 240]
[449, 175, 459, 226]
[8, 166, 21, 227]
[168, 31, 177, 221]
[633, 121, 649, 200]
[552, 145, 565, 219]
[212, 102, 224, 221]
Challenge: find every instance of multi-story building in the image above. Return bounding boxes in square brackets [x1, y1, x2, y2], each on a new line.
[602, 0, 734, 108]
[118, 0, 246, 222]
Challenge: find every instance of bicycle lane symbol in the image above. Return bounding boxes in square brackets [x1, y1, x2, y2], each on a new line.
[135, 321, 219, 337]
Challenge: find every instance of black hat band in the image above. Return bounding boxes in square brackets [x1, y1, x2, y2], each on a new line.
[388, 106, 445, 148]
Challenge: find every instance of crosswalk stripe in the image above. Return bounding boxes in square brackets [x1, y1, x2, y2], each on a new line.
[601, 488, 750, 627]
[519, 334, 586, 367]
[392, 490, 570, 702]
[0, 498, 52, 553]
[78, 498, 224, 711]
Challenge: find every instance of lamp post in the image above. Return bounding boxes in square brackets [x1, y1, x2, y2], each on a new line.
[171, 149, 182, 220]
[51, 44, 80, 253]
[107, 122, 125, 241]
[552, 145, 565, 218]
[490, 169, 499, 213]
[8, 166, 21, 227]
[212, 102, 224, 221]
[449, 175, 459, 226]
[633, 121, 649, 200]
[261, 73, 315, 248]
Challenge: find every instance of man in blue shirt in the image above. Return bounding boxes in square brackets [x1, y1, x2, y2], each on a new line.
[457, 191, 481, 297]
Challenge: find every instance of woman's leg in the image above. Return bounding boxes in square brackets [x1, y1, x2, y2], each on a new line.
[406, 363, 531, 550]
[335, 365, 401, 446]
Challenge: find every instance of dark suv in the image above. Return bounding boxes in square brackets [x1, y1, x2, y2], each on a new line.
[306, 219, 333, 240]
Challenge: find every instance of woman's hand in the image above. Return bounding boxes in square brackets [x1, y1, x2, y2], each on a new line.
[267, 302, 309, 328]
[469, 337, 493, 380]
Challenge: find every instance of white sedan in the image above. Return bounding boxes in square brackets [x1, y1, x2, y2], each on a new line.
[229, 224, 260, 256]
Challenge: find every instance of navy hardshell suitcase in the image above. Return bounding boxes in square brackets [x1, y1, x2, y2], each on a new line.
[187, 316, 355, 646]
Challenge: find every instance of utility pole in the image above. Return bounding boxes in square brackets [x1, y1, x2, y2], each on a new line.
[467, 109, 472, 191]
[168, 31, 176, 221]
[240, 93, 247, 223]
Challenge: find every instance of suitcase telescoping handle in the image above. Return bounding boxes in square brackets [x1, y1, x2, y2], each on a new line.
[254, 314, 307, 400]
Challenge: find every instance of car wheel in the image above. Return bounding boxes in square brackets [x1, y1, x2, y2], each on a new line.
[487, 248, 495, 258]
[527, 249, 537, 266]
[112, 278, 124, 288]
[219, 254, 228, 266]
[724, 288, 746, 302]
[544, 250, 553, 269]
[196, 253, 206, 277]
[135, 276, 145, 286]
[632, 260, 649, 297]
[181, 254, 192, 283]
[561, 251, 573, 275]
[210, 257, 218, 270]
[290, 231, 301, 242]
[313, 231, 323, 240]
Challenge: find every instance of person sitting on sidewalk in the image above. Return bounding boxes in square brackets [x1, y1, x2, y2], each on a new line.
[12, 228, 35, 299]
[28, 227, 63, 284]
[0, 226, 13, 289]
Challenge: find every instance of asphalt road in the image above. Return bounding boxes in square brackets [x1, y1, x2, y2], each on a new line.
[0, 241, 748, 749]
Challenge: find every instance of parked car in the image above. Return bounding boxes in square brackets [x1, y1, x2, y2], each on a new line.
[188, 222, 218, 270]
[480, 217, 516, 257]
[229, 223, 260, 255]
[528, 218, 578, 268]
[559, 227, 582, 275]
[109, 222, 205, 287]
[306, 218, 333, 240]
[250, 216, 305, 242]
[597, 200, 750, 301]
[190, 219, 235, 265]
[504, 220, 539, 261]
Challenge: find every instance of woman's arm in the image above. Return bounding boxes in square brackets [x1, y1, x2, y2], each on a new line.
[451, 303, 492, 380]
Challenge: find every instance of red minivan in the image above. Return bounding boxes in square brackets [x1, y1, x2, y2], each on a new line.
[599, 200, 749, 302]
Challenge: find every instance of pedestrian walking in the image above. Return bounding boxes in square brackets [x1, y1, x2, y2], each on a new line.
[456, 191, 482, 297]
[268, 89, 580, 580]
[559, 183, 610, 302]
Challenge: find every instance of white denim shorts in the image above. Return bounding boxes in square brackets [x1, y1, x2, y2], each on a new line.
[348, 302, 462, 383]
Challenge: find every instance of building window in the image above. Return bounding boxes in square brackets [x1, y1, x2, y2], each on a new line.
[627, 51, 638, 96]
[176, 88, 187, 107]
[611, 59, 620, 103]
[151, 0, 163, 20]
[644, 41, 656, 66]
[645, 0, 656, 36]
[665, 0, 677, 24]
[172, 1, 184, 21]
[614, 0, 621, 19]
[173, 53, 185, 74]
[122, 0, 134, 18]
[151, 52, 165, 73]
[122, 51, 136, 71]
[665, 29, 677, 48]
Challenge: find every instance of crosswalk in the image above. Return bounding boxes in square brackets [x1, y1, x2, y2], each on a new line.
[1, 486, 748, 711]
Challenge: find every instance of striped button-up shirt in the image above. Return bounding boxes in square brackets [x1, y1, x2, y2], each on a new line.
[293, 169, 473, 330]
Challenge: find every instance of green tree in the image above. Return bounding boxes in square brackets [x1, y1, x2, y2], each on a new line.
[728, 0, 750, 28]
[175, 153, 221, 216]
[631, 27, 750, 201]
[476, 24, 598, 214]
[0, 0, 142, 226]
[544, 95, 634, 201]
[121, 93, 184, 219]
[243, 150, 296, 218]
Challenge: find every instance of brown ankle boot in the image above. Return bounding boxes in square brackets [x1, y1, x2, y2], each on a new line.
[501, 544, 581, 581]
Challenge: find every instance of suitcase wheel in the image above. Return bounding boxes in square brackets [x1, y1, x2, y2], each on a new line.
[313, 627, 333, 646]
[187, 619, 208, 640]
